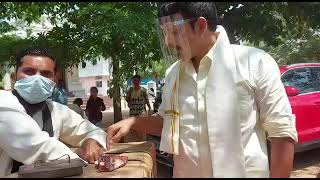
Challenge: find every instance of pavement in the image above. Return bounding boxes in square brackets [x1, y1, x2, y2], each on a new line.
[100, 108, 129, 128]
[291, 148, 320, 178]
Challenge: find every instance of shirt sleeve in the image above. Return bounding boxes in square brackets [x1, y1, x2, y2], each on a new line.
[0, 105, 79, 165]
[100, 98, 106, 111]
[142, 89, 150, 106]
[126, 87, 132, 102]
[80, 108, 84, 118]
[254, 52, 298, 142]
[58, 105, 107, 150]
[157, 81, 169, 119]
[85, 99, 88, 109]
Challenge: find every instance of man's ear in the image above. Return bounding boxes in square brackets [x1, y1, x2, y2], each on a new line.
[11, 78, 16, 85]
[11, 72, 16, 84]
[195, 17, 208, 36]
[54, 75, 58, 84]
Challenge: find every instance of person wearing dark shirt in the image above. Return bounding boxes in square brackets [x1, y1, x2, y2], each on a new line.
[85, 87, 106, 127]
[52, 79, 68, 105]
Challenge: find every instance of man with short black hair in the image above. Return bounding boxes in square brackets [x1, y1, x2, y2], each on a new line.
[0, 47, 108, 176]
[107, 2, 298, 178]
[124, 74, 152, 142]
[85, 86, 106, 127]
[126, 74, 151, 117]
[69, 98, 85, 118]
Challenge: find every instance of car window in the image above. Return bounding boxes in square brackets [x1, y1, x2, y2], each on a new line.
[281, 67, 315, 94]
[310, 67, 320, 92]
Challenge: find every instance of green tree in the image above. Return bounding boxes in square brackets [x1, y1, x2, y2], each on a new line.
[1, 2, 319, 122]
[58, 3, 161, 122]
[1, 2, 161, 122]
[262, 30, 320, 65]
[216, 2, 320, 46]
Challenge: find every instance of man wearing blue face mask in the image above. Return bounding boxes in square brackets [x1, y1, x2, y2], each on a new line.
[0, 47, 108, 177]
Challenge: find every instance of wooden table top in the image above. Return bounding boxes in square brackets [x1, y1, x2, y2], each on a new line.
[5, 142, 156, 178]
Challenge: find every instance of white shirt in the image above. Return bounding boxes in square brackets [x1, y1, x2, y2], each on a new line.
[0, 90, 107, 177]
[173, 57, 213, 177]
[158, 26, 297, 177]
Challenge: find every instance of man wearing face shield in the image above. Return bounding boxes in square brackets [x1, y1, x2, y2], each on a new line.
[106, 2, 297, 178]
[0, 47, 108, 176]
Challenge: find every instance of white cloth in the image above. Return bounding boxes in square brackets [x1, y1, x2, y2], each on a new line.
[0, 90, 107, 177]
[172, 56, 213, 177]
[158, 25, 298, 178]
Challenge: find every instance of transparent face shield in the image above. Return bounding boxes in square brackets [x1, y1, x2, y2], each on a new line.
[156, 14, 196, 68]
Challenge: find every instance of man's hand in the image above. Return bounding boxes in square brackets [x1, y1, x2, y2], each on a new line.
[106, 117, 136, 149]
[76, 138, 101, 164]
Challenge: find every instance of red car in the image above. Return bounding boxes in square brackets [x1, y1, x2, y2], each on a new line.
[280, 63, 320, 152]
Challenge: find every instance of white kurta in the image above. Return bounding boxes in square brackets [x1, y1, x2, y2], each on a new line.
[173, 57, 212, 177]
[158, 25, 298, 177]
[0, 90, 107, 177]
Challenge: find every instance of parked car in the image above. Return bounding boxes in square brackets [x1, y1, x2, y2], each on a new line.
[280, 63, 320, 152]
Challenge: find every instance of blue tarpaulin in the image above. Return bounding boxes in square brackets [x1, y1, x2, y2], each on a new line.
[127, 77, 160, 86]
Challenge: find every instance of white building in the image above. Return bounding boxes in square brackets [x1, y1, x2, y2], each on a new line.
[66, 56, 112, 97]
[3, 15, 54, 38]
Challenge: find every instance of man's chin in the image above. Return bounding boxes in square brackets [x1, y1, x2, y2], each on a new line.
[179, 56, 193, 63]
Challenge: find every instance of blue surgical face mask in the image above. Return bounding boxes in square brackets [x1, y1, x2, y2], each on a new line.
[14, 75, 56, 104]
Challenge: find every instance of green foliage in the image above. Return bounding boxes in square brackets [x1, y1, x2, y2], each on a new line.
[0, 2, 319, 120]
[1, 2, 319, 72]
[0, 2, 162, 80]
[216, 2, 320, 46]
[0, 69, 4, 80]
[0, 2, 162, 121]
[0, 35, 32, 62]
[260, 30, 320, 65]
[0, 20, 15, 34]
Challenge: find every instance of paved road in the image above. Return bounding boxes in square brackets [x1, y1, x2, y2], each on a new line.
[101, 109, 320, 178]
[291, 148, 320, 178]
[156, 147, 320, 178]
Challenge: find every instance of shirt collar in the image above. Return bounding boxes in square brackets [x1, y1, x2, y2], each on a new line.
[203, 25, 229, 62]
[181, 25, 229, 78]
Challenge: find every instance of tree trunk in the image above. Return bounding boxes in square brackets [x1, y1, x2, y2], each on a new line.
[110, 36, 124, 124]
[111, 56, 123, 123]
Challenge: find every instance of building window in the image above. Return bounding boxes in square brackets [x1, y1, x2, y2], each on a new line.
[96, 76, 103, 87]
[96, 80, 102, 87]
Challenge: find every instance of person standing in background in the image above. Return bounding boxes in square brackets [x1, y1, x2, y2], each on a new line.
[85, 86, 106, 127]
[125, 74, 152, 142]
[126, 74, 152, 116]
[52, 79, 68, 105]
[69, 98, 85, 118]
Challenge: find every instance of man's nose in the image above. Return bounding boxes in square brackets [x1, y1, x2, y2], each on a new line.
[35, 70, 41, 76]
